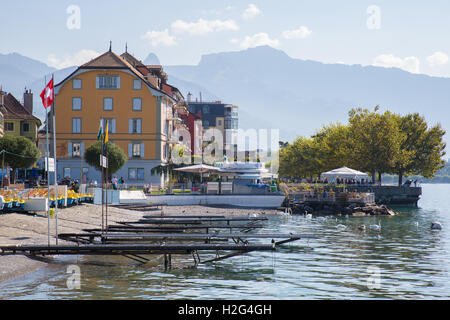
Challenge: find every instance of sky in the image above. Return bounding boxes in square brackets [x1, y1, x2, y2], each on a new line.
[2, 0, 450, 77]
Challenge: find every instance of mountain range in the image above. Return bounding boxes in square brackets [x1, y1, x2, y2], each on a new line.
[1, 47, 449, 153]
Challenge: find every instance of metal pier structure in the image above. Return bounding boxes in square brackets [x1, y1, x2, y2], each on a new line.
[0, 213, 312, 268]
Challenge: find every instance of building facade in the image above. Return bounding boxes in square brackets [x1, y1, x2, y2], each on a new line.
[0, 89, 41, 143]
[186, 100, 238, 157]
[53, 49, 185, 186]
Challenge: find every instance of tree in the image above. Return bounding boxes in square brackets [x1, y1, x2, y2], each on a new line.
[84, 141, 127, 175]
[348, 107, 403, 183]
[279, 137, 323, 179]
[387, 113, 446, 185]
[0, 136, 41, 182]
[312, 123, 352, 172]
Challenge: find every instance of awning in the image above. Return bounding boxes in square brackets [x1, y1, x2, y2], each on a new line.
[320, 166, 368, 180]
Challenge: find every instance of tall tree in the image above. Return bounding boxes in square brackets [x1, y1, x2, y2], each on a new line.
[312, 123, 352, 172]
[348, 107, 403, 183]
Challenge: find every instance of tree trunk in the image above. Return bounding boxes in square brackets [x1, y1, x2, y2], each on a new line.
[378, 172, 382, 185]
[371, 170, 376, 184]
[398, 171, 403, 186]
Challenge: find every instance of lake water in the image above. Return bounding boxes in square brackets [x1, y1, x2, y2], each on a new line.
[1, 184, 449, 299]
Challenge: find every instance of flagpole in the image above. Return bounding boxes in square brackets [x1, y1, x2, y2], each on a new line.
[101, 129, 104, 233]
[45, 76, 50, 247]
[51, 74, 59, 245]
[105, 139, 108, 232]
[104, 122, 108, 233]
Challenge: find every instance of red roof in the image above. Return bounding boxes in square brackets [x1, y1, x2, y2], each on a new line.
[0, 92, 41, 124]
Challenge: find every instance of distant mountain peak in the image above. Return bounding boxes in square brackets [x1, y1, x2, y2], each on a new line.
[144, 53, 161, 65]
[198, 45, 292, 67]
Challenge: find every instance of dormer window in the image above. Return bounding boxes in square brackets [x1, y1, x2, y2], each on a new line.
[96, 75, 120, 89]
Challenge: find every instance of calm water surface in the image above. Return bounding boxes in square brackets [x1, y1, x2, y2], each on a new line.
[1, 184, 449, 299]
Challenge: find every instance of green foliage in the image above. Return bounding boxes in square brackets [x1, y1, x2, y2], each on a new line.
[0, 135, 41, 169]
[84, 141, 127, 174]
[279, 107, 446, 184]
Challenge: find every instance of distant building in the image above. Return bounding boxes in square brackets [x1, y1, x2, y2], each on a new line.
[0, 88, 42, 143]
[186, 100, 238, 157]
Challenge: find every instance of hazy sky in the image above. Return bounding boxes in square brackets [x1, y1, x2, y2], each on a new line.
[2, 0, 450, 77]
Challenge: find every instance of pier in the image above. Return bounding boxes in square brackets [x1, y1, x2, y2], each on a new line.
[0, 212, 311, 269]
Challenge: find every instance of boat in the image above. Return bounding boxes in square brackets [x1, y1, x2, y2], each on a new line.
[146, 161, 285, 208]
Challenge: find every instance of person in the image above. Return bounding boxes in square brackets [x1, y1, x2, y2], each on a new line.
[71, 180, 79, 193]
[112, 176, 118, 190]
[119, 176, 124, 185]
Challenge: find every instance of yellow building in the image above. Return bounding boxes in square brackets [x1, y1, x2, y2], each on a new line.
[0, 89, 41, 143]
[54, 48, 183, 185]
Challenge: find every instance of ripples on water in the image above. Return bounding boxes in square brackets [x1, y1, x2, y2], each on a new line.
[1, 184, 450, 299]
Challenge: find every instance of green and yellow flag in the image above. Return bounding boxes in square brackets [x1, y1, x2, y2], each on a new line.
[104, 121, 109, 143]
[97, 119, 103, 141]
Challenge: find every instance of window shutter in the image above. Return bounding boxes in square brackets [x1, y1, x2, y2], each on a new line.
[117, 76, 120, 89]
[140, 143, 145, 158]
[81, 143, 85, 157]
[129, 119, 133, 133]
[128, 143, 132, 157]
[112, 119, 116, 133]
[68, 142, 73, 157]
[96, 76, 99, 89]
[137, 119, 142, 133]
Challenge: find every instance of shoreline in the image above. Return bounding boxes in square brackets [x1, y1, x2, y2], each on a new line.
[0, 204, 282, 284]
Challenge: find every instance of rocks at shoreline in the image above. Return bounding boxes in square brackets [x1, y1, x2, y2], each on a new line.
[290, 203, 396, 216]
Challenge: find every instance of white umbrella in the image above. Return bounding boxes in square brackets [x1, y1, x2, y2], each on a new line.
[174, 164, 220, 173]
[320, 166, 368, 180]
[174, 164, 220, 183]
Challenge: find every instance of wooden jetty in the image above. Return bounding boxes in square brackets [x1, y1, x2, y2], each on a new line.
[0, 213, 311, 268]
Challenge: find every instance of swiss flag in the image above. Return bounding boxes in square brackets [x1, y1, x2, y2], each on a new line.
[40, 78, 54, 109]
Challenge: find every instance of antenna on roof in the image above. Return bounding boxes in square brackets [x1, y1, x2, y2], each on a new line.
[125, 42, 128, 53]
[109, 41, 112, 52]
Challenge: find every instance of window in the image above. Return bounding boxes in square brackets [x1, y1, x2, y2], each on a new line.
[72, 118, 82, 133]
[133, 79, 141, 90]
[203, 120, 209, 129]
[72, 143, 81, 157]
[22, 123, 30, 132]
[68, 142, 84, 157]
[217, 119, 222, 126]
[5, 122, 14, 131]
[128, 142, 144, 158]
[132, 143, 141, 157]
[103, 98, 113, 111]
[129, 118, 142, 134]
[102, 118, 116, 133]
[97, 75, 120, 89]
[128, 168, 145, 180]
[132, 98, 142, 111]
[202, 105, 209, 114]
[64, 168, 71, 178]
[73, 79, 82, 89]
[72, 97, 82, 110]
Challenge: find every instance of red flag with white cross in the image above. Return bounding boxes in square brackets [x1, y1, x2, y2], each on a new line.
[40, 78, 54, 109]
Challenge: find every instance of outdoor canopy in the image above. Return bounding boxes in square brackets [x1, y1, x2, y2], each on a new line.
[174, 164, 221, 174]
[320, 166, 368, 180]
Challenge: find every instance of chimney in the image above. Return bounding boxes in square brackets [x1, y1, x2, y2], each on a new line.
[23, 89, 33, 114]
